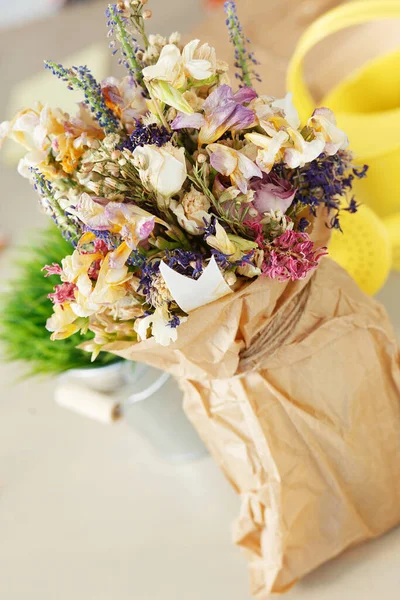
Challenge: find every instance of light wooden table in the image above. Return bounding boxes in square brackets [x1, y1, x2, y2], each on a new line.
[0, 2, 399, 599]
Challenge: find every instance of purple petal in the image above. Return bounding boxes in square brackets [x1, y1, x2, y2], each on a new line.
[202, 84, 234, 114]
[209, 147, 237, 176]
[233, 87, 257, 105]
[139, 218, 155, 239]
[225, 103, 255, 131]
[198, 103, 237, 144]
[171, 112, 205, 130]
[197, 86, 255, 144]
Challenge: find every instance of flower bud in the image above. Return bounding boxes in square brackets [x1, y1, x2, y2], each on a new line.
[196, 152, 208, 164]
[143, 9, 152, 19]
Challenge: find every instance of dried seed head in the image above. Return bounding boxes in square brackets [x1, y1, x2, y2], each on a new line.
[196, 152, 208, 164]
[111, 150, 121, 160]
[93, 163, 105, 175]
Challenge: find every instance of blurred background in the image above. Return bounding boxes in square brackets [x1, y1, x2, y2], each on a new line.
[0, 1, 399, 599]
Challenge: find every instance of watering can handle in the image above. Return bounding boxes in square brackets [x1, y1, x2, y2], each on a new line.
[287, 0, 400, 121]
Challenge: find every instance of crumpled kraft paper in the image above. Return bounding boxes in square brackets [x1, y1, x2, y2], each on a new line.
[105, 254, 400, 597]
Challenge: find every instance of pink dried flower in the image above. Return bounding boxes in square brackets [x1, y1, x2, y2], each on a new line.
[88, 258, 102, 280]
[245, 220, 265, 247]
[42, 263, 62, 277]
[262, 230, 327, 281]
[251, 172, 296, 214]
[94, 239, 109, 255]
[48, 282, 77, 304]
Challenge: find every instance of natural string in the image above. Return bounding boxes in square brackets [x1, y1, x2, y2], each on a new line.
[238, 282, 311, 372]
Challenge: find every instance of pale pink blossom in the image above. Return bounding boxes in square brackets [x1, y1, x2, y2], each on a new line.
[207, 143, 261, 193]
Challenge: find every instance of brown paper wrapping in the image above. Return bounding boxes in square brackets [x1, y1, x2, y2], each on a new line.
[102, 3, 400, 595]
[105, 253, 400, 596]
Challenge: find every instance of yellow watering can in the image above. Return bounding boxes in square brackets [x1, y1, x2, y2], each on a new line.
[288, 0, 400, 294]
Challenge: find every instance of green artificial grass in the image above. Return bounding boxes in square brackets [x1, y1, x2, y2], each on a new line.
[0, 227, 121, 378]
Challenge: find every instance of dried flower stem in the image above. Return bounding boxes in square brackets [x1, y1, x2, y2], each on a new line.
[107, 4, 144, 83]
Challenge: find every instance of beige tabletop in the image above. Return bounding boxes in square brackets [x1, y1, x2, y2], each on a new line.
[0, 1, 399, 599]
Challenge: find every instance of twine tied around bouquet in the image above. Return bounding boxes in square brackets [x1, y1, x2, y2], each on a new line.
[238, 282, 311, 372]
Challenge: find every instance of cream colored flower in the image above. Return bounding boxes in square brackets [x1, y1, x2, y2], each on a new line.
[134, 305, 179, 347]
[270, 93, 301, 129]
[250, 93, 299, 136]
[168, 31, 181, 45]
[101, 76, 147, 132]
[245, 130, 289, 172]
[283, 128, 325, 169]
[61, 233, 102, 296]
[67, 193, 110, 230]
[182, 39, 216, 80]
[104, 295, 143, 322]
[88, 242, 132, 307]
[207, 143, 262, 193]
[170, 186, 210, 235]
[236, 263, 261, 278]
[1, 105, 56, 177]
[308, 107, 349, 155]
[205, 221, 236, 256]
[46, 304, 82, 340]
[205, 221, 258, 263]
[132, 142, 187, 198]
[148, 33, 168, 47]
[1, 103, 102, 179]
[142, 44, 186, 87]
[142, 39, 216, 87]
[103, 202, 156, 249]
[142, 34, 168, 63]
[17, 150, 49, 178]
[68, 242, 132, 319]
[142, 39, 217, 113]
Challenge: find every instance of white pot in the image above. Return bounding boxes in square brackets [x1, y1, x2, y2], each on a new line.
[63, 361, 127, 394]
[58, 361, 207, 462]
[122, 364, 208, 463]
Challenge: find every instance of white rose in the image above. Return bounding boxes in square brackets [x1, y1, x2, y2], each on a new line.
[170, 186, 211, 235]
[132, 143, 187, 198]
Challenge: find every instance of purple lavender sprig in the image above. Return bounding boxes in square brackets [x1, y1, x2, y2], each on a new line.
[165, 249, 204, 279]
[30, 168, 81, 242]
[119, 121, 172, 152]
[274, 152, 368, 231]
[168, 315, 181, 329]
[44, 62, 120, 134]
[224, 1, 261, 87]
[106, 4, 144, 85]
